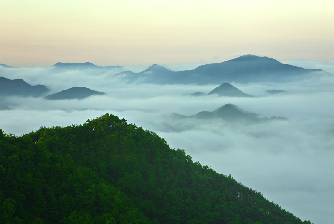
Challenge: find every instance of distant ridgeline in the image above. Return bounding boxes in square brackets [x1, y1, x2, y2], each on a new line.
[53, 62, 123, 70]
[0, 63, 14, 68]
[0, 114, 311, 223]
[171, 104, 287, 122]
[45, 87, 106, 100]
[121, 55, 329, 84]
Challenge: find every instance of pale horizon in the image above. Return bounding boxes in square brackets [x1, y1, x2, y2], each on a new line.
[1, 0, 334, 67]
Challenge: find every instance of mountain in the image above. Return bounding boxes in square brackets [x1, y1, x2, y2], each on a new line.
[45, 87, 106, 100]
[125, 64, 175, 84]
[0, 77, 49, 97]
[0, 114, 311, 223]
[172, 104, 286, 123]
[141, 64, 173, 74]
[121, 55, 329, 84]
[0, 63, 14, 68]
[193, 104, 258, 121]
[208, 83, 253, 97]
[182, 54, 323, 83]
[53, 62, 123, 70]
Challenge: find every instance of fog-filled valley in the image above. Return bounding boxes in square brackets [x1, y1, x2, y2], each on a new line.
[1, 56, 334, 223]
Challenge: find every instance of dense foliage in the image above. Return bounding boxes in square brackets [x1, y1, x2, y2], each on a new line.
[0, 114, 311, 223]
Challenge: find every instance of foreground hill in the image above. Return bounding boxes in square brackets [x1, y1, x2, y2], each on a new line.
[121, 55, 328, 84]
[45, 87, 106, 100]
[0, 77, 49, 97]
[0, 114, 309, 223]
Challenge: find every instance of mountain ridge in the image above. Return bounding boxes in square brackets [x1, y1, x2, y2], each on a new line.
[45, 87, 106, 100]
[0, 77, 49, 97]
[171, 104, 286, 123]
[120, 54, 330, 84]
[208, 83, 253, 97]
[53, 62, 123, 70]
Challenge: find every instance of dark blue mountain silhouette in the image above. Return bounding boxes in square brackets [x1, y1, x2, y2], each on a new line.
[208, 83, 253, 97]
[171, 104, 287, 123]
[45, 87, 106, 100]
[53, 62, 123, 70]
[120, 55, 330, 84]
[0, 77, 49, 97]
[0, 64, 14, 68]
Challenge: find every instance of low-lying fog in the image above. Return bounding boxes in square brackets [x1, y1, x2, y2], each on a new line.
[0, 63, 333, 224]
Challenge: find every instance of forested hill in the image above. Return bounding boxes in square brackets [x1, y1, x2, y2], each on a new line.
[0, 114, 311, 224]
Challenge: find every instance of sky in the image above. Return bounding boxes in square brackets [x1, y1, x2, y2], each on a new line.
[1, 0, 334, 67]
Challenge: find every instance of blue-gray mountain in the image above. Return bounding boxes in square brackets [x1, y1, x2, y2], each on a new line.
[45, 87, 106, 100]
[121, 55, 330, 84]
[171, 104, 287, 122]
[208, 83, 253, 97]
[0, 77, 49, 97]
[53, 62, 123, 70]
[0, 63, 14, 68]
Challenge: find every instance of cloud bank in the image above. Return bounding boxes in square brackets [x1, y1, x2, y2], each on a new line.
[0, 64, 333, 224]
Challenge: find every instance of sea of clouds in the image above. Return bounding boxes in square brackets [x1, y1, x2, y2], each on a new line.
[0, 61, 333, 224]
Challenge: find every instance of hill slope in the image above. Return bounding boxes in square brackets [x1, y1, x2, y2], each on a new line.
[0, 114, 309, 223]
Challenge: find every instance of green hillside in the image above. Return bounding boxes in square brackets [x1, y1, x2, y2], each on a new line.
[0, 114, 311, 224]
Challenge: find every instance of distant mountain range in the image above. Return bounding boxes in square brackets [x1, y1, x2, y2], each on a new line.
[45, 87, 106, 100]
[0, 64, 14, 68]
[171, 104, 287, 123]
[121, 55, 329, 84]
[1, 55, 331, 91]
[53, 62, 123, 70]
[0, 77, 49, 97]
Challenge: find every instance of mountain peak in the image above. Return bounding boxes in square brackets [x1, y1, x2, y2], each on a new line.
[143, 64, 171, 72]
[214, 103, 247, 115]
[53, 62, 98, 68]
[208, 83, 252, 97]
[231, 54, 281, 64]
[45, 87, 105, 100]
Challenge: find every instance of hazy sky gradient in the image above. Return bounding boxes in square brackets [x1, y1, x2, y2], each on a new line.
[1, 0, 334, 67]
